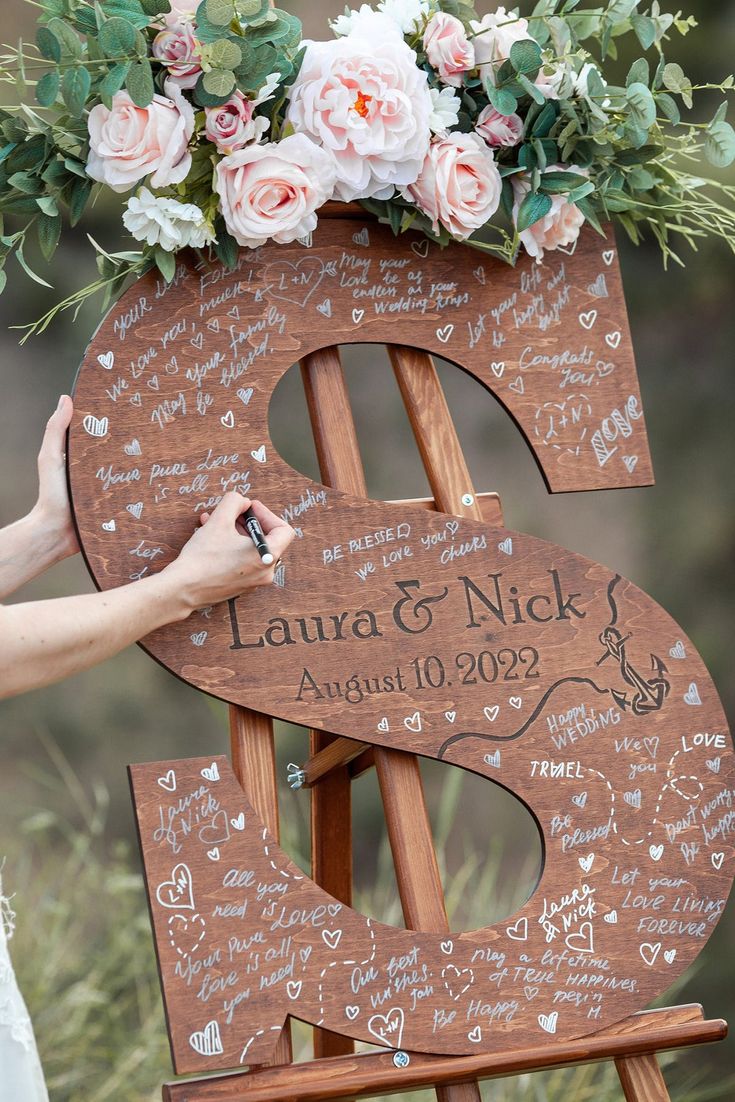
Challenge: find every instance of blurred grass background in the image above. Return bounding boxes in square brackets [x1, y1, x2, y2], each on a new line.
[0, 1, 733, 1099]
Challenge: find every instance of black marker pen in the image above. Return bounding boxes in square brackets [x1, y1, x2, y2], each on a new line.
[243, 506, 274, 566]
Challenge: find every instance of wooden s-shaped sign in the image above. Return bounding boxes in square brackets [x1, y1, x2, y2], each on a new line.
[70, 219, 733, 1073]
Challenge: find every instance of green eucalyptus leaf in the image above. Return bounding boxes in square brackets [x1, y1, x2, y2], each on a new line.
[140, 0, 172, 14]
[607, 0, 638, 21]
[97, 0, 149, 27]
[36, 70, 60, 108]
[47, 18, 82, 60]
[627, 82, 656, 130]
[126, 60, 155, 107]
[61, 66, 91, 117]
[204, 0, 235, 24]
[209, 38, 242, 69]
[202, 68, 236, 97]
[67, 177, 93, 226]
[509, 39, 542, 78]
[36, 26, 61, 64]
[213, 219, 239, 268]
[516, 190, 552, 231]
[655, 92, 680, 125]
[237, 0, 273, 27]
[517, 73, 545, 104]
[38, 211, 62, 261]
[0, 269, 6, 296]
[538, 169, 586, 194]
[662, 62, 693, 108]
[631, 14, 656, 49]
[100, 62, 132, 105]
[626, 58, 649, 89]
[99, 17, 138, 56]
[155, 246, 177, 282]
[486, 85, 518, 117]
[705, 119, 735, 168]
[8, 170, 42, 195]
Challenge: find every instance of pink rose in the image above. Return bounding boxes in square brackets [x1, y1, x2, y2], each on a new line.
[423, 12, 474, 88]
[513, 166, 587, 261]
[205, 92, 269, 154]
[470, 7, 531, 86]
[476, 105, 523, 148]
[214, 133, 338, 248]
[152, 23, 203, 90]
[286, 10, 432, 202]
[163, 0, 198, 27]
[405, 132, 502, 240]
[86, 83, 194, 193]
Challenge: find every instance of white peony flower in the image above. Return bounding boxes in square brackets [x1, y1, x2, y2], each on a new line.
[252, 71, 282, 107]
[123, 188, 214, 251]
[429, 86, 461, 134]
[378, 0, 430, 35]
[329, 4, 373, 37]
[287, 10, 433, 202]
[574, 61, 611, 108]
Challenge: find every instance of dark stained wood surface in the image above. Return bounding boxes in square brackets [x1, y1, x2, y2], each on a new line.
[160, 1005, 725, 1101]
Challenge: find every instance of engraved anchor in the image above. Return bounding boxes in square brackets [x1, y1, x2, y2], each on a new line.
[596, 576, 670, 716]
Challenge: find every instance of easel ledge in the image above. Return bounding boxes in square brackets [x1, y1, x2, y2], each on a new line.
[163, 1005, 726, 1102]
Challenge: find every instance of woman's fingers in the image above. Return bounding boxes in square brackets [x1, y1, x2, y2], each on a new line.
[38, 395, 72, 472]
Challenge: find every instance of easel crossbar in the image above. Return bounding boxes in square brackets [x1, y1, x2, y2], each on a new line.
[163, 1007, 726, 1102]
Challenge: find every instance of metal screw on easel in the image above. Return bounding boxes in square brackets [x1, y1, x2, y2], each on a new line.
[393, 1051, 410, 1069]
[287, 763, 306, 790]
[461, 493, 474, 506]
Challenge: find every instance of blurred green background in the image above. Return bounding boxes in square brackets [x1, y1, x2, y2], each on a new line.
[0, 1, 733, 1099]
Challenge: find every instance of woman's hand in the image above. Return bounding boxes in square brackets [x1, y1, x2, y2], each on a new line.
[30, 394, 80, 560]
[163, 493, 296, 614]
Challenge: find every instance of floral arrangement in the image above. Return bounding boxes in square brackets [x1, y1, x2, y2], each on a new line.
[1, 0, 734, 336]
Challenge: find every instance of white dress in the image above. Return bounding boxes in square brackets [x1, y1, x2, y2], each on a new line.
[0, 878, 49, 1101]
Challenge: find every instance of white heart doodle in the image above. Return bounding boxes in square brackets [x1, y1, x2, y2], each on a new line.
[684, 682, 702, 706]
[237, 387, 254, 406]
[322, 928, 342, 950]
[624, 789, 642, 809]
[403, 711, 422, 733]
[664, 949, 677, 964]
[442, 964, 474, 1001]
[207, 848, 220, 861]
[467, 1025, 482, 1043]
[565, 921, 594, 954]
[156, 863, 194, 911]
[190, 632, 207, 647]
[579, 310, 598, 330]
[436, 324, 454, 343]
[639, 942, 661, 967]
[316, 299, 332, 318]
[669, 641, 686, 659]
[605, 330, 622, 349]
[572, 792, 588, 809]
[220, 410, 235, 429]
[127, 502, 144, 519]
[602, 249, 615, 266]
[189, 1020, 223, 1057]
[484, 705, 500, 722]
[97, 351, 114, 370]
[157, 769, 176, 792]
[230, 813, 245, 831]
[578, 854, 594, 874]
[367, 1008, 404, 1047]
[411, 239, 429, 258]
[346, 1005, 360, 1020]
[206, 318, 220, 333]
[490, 361, 505, 378]
[352, 308, 365, 324]
[102, 520, 116, 532]
[440, 940, 453, 955]
[251, 446, 267, 464]
[83, 414, 109, 437]
[287, 980, 302, 1000]
[498, 537, 513, 556]
[352, 227, 370, 247]
[506, 917, 528, 941]
[649, 844, 664, 862]
[201, 762, 220, 782]
[538, 1012, 558, 1034]
[604, 910, 618, 924]
[444, 711, 456, 723]
[124, 439, 141, 456]
[623, 456, 639, 474]
[707, 758, 722, 774]
[473, 266, 486, 284]
[377, 717, 390, 733]
[508, 696, 522, 710]
[712, 852, 725, 870]
[484, 750, 501, 768]
[508, 376, 524, 395]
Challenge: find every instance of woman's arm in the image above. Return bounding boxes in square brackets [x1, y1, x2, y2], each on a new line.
[0, 494, 295, 699]
[0, 395, 78, 598]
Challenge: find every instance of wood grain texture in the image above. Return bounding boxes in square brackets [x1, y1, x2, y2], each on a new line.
[615, 1053, 672, 1101]
[159, 1006, 725, 1101]
[130, 751, 733, 1074]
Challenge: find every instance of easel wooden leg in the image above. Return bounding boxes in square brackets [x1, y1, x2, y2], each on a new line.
[615, 1054, 672, 1101]
[229, 704, 293, 1067]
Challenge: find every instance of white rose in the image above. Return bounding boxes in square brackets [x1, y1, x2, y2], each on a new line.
[470, 7, 531, 86]
[286, 11, 432, 202]
[123, 188, 214, 251]
[535, 60, 572, 100]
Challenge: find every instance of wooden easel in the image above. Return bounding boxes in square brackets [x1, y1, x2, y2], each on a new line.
[160, 216, 726, 1101]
